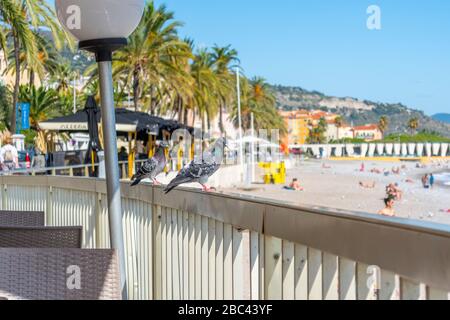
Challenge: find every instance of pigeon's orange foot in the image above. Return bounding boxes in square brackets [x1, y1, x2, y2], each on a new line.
[201, 184, 215, 192]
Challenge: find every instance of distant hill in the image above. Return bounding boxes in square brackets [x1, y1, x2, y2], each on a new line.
[271, 84, 450, 137]
[433, 113, 450, 124]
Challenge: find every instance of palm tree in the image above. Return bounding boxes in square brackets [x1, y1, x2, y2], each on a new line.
[408, 117, 419, 135]
[378, 116, 389, 136]
[0, 0, 37, 132]
[112, 1, 191, 113]
[19, 85, 61, 129]
[1, 0, 72, 133]
[230, 76, 286, 134]
[190, 49, 220, 132]
[212, 45, 239, 135]
[334, 116, 343, 140]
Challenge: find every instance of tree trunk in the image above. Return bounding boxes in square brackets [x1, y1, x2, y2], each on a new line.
[29, 70, 35, 88]
[11, 33, 20, 134]
[219, 103, 225, 135]
[183, 107, 188, 125]
[133, 69, 139, 112]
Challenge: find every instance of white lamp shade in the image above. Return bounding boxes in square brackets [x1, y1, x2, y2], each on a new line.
[55, 0, 145, 42]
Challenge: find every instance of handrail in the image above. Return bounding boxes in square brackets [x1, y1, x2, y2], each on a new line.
[0, 159, 148, 177]
[1, 175, 450, 297]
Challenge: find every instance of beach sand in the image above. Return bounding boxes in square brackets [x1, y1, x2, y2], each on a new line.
[221, 159, 450, 225]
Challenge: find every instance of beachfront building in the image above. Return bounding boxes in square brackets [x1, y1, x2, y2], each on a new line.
[352, 124, 383, 141]
[280, 109, 339, 145]
[326, 123, 354, 141]
[0, 51, 39, 87]
[280, 110, 311, 145]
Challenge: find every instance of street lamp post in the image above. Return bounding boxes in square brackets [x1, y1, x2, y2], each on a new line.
[55, 0, 145, 300]
[236, 68, 244, 173]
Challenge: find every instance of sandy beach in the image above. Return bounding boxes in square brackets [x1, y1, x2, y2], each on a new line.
[222, 159, 450, 225]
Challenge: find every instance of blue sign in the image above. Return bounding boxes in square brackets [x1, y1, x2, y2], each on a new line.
[16, 102, 30, 133]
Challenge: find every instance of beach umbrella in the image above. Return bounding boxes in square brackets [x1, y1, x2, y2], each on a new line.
[84, 96, 102, 175]
[360, 144, 368, 157]
[408, 143, 416, 156]
[394, 143, 401, 156]
[441, 143, 448, 157]
[416, 143, 424, 157]
[426, 143, 432, 157]
[385, 143, 394, 155]
[433, 143, 441, 156]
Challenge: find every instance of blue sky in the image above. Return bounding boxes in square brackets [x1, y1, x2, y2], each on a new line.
[51, 0, 450, 115]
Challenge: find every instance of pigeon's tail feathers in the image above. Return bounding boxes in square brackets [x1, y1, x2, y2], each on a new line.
[131, 179, 142, 187]
[164, 176, 192, 194]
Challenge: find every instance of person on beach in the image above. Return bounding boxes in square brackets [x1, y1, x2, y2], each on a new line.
[359, 181, 376, 189]
[379, 196, 396, 217]
[429, 174, 435, 189]
[284, 178, 303, 191]
[422, 174, 430, 189]
[386, 183, 403, 200]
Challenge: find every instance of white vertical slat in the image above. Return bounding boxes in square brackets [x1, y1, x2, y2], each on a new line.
[201, 216, 209, 300]
[208, 218, 216, 300]
[232, 228, 251, 300]
[232, 227, 244, 300]
[401, 278, 423, 300]
[215, 221, 224, 300]
[171, 209, 180, 300]
[183, 211, 189, 300]
[294, 244, 308, 300]
[259, 234, 265, 300]
[223, 223, 233, 300]
[188, 212, 196, 300]
[282, 241, 295, 300]
[339, 258, 356, 300]
[264, 235, 282, 300]
[194, 214, 202, 300]
[161, 207, 167, 300]
[166, 208, 173, 300]
[308, 248, 323, 300]
[323, 253, 338, 300]
[356, 263, 372, 300]
[250, 231, 260, 300]
[380, 271, 400, 300]
[153, 206, 162, 300]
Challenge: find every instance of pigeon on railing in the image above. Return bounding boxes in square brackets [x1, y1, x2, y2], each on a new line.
[164, 138, 227, 194]
[131, 142, 169, 187]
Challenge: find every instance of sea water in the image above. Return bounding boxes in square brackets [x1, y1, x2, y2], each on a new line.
[435, 172, 450, 187]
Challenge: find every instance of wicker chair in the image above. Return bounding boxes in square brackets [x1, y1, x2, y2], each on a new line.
[0, 211, 45, 227]
[0, 248, 121, 300]
[0, 226, 82, 248]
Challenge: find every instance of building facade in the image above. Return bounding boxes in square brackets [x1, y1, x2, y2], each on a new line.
[281, 109, 383, 145]
[352, 124, 383, 141]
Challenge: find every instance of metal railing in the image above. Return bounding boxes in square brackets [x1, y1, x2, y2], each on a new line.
[0, 175, 449, 300]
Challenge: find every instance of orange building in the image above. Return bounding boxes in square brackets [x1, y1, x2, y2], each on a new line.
[280, 109, 339, 146]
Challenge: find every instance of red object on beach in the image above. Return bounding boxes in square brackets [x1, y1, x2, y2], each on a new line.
[25, 153, 31, 169]
[360, 163, 365, 172]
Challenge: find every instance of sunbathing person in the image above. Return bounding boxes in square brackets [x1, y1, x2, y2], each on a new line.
[284, 178, 304, 191]
[359, 181, 376, 189]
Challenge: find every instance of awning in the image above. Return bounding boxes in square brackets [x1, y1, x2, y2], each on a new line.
[39, 109, 138, 133]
